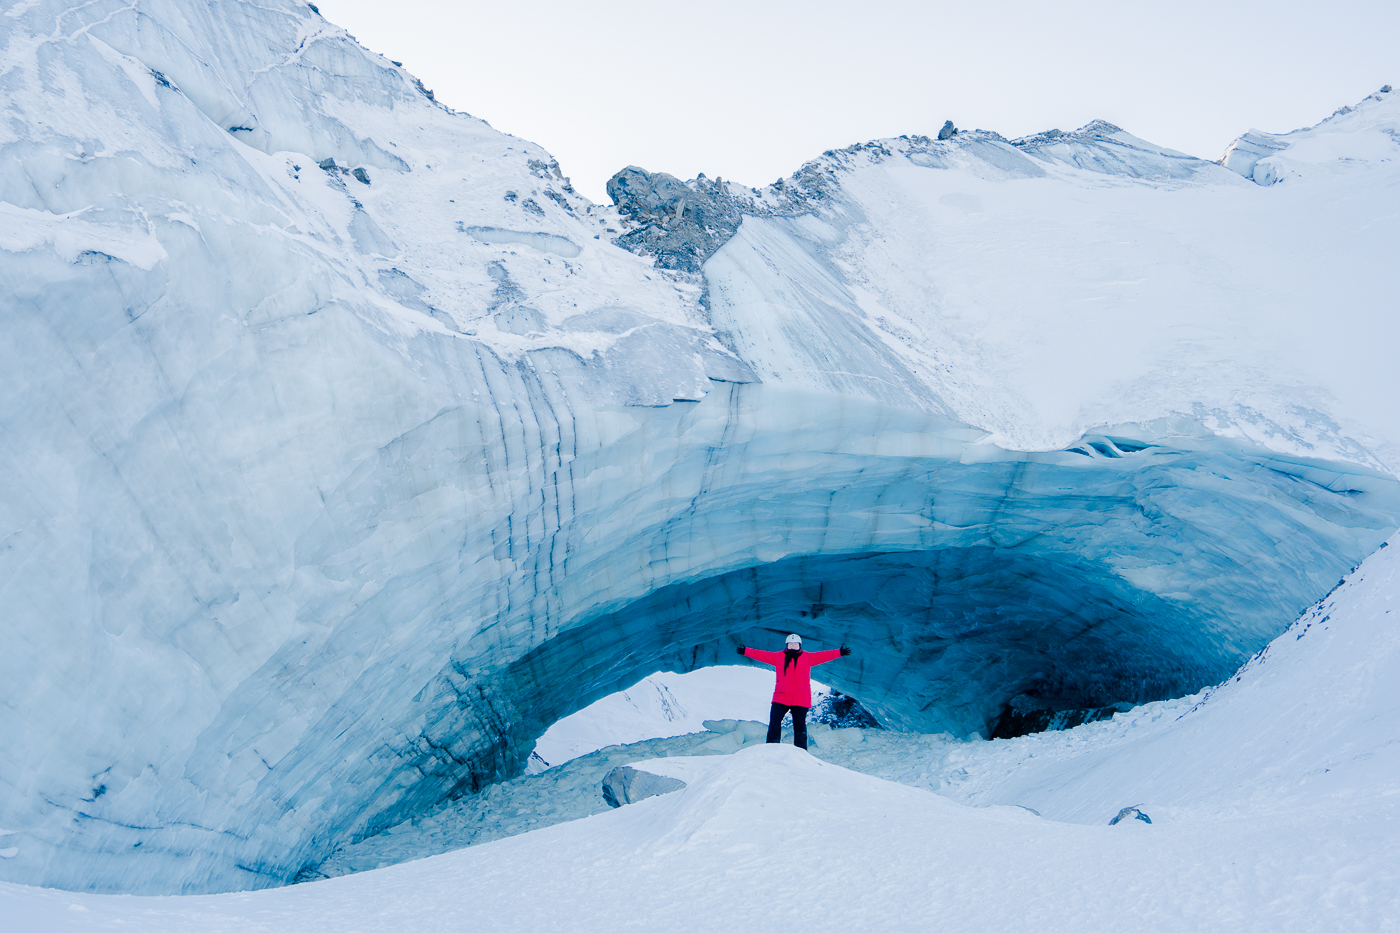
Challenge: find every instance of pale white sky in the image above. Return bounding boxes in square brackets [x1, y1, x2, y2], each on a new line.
[315, 0, 1398, 202]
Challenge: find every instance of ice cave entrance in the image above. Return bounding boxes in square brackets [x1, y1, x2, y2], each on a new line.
[511, 544, 1268, 753]
[383, 408, 1400, 876]
[490, 420, 1400, 767]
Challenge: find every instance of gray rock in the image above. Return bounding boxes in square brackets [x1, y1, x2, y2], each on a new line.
[937, 120, 958, 140]
[601, 766, 687, 808]
[604, 160, 848, 276]
[811, 690, 883, 729]
[606, 167, 749, 273]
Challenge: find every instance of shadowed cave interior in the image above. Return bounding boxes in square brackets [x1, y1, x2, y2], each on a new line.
[507, 546, 1229, 744]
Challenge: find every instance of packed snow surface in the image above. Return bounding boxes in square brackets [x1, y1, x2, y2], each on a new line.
[3, 0, 1400, 895]
[532, 666, 787, 767]
[6, 531, 1400, 929]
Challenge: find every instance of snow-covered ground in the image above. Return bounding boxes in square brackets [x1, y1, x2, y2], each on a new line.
[531, 666, 788, 767]
[6, 533, 1399, 930]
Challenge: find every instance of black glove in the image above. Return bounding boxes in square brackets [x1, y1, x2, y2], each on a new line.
[840, 646, 852, 656]
[735, 645, 746, 656]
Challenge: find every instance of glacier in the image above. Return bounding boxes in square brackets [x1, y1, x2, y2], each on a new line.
[2, 0, 1400, 897]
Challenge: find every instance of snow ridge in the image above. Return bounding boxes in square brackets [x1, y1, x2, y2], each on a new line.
[1219, 84, 1399, 185]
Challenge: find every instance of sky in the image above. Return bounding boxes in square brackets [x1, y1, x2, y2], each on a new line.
[316, 0, 1399, 203]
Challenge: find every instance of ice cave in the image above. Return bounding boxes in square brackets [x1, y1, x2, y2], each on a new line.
[3, 0, 1400, 915]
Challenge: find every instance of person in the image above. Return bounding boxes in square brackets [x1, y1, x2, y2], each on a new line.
[735, 634, 852, 750]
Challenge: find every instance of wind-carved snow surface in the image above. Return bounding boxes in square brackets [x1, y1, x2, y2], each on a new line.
[2, 0, 1400, 897]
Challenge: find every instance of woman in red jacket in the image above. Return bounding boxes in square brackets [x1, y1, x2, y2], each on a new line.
[736, 634, 852, 750]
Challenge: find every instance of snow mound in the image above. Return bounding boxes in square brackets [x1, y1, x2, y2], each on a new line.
[1011, 119, 1231, 180]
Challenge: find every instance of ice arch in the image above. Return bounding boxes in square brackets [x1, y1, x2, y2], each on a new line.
[6, 351, 1399, 897]
[477, 401, 1400, 759]
[388, 382, 1400, 848]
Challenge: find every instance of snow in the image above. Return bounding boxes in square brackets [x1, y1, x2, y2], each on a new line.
[5, 525, 1400, 929]
[0, 740, 1360, 932]
[1220, 87, 1400, 187]
[3, 0, 1400, 900]
[706, 110, 1400, 467]
[532, 666, 791, 766]
[0, 202, 168, 267]
[296, 667, 836, 877]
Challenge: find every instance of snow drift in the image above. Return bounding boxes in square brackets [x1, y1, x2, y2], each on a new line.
[2, 0, 1399, 895]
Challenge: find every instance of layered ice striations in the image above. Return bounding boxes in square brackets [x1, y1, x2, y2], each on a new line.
[3, 0, 1400, 899]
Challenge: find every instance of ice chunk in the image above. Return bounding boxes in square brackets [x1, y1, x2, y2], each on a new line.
[601, 766, 687, 807]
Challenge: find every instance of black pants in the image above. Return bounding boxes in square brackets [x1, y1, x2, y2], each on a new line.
[767, 702, 810, 749]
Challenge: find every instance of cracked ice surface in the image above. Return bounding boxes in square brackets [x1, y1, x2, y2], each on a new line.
[2, 0, 1400, 898]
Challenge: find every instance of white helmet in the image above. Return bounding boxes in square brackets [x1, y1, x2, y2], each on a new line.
[786, 633, 802, 648]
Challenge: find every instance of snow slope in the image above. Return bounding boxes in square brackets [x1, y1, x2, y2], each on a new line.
[17, 743, 1387, 933]
[702, 96, 1400, 468]
[2, 740, 1387, 931]
[3, 0, 1400, 895]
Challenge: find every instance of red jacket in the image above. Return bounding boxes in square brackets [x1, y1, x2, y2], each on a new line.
[743, 647, 843, 708]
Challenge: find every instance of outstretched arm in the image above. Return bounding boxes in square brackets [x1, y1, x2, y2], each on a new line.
[808, 648, 848, 666]
[742, 647, 782, 667]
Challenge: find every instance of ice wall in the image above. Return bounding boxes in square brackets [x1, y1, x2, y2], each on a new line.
[2, 0, 1399, 898]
